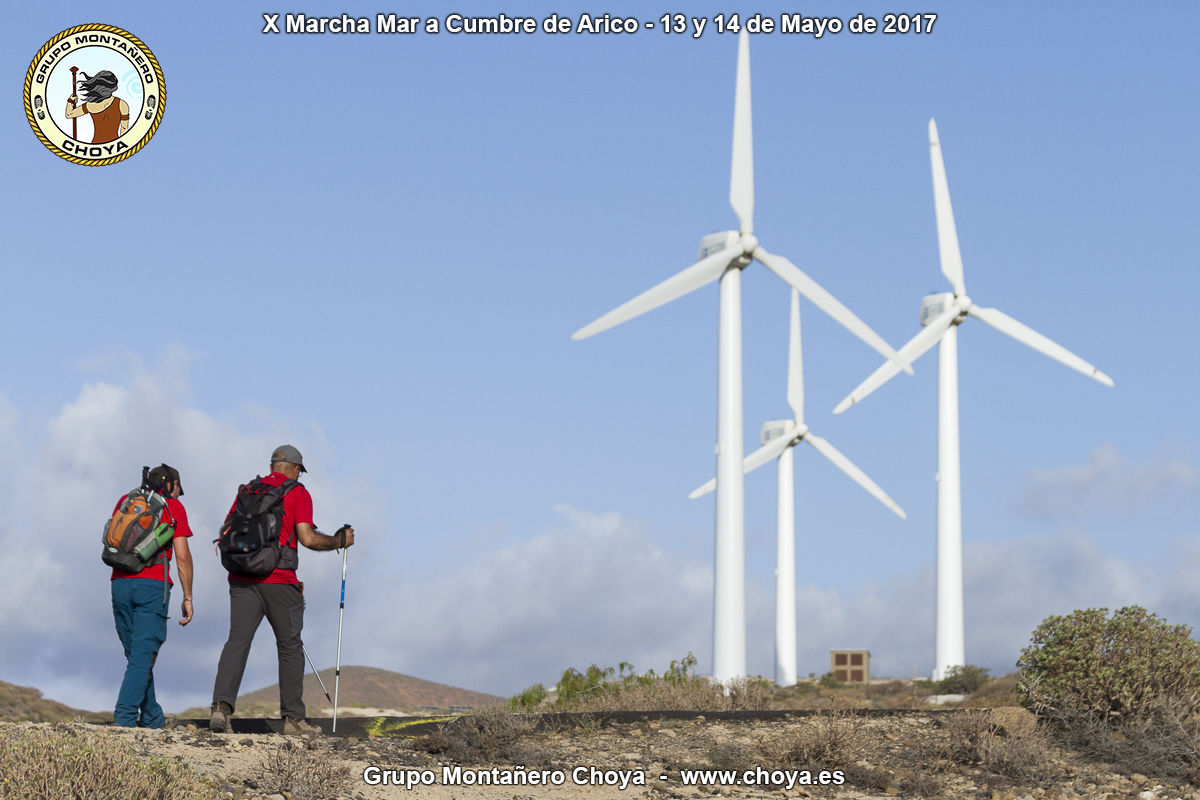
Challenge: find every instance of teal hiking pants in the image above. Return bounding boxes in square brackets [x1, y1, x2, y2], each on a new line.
[111, 577, 169, 728]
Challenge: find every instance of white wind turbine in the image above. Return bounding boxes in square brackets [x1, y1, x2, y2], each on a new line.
[572, 32, 909, 684]
[834, 119, 1114, 680]
[690, 288, 906, 686]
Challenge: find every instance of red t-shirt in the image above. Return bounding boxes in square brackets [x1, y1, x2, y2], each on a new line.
[226, 472, 313, 585]
[110, 495, 192, 585]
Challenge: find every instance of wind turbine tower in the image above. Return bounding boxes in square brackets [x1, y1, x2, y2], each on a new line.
[835, 119, 1113, 680]
[573, 34, 907, 683]
[692, 289, 906, 686]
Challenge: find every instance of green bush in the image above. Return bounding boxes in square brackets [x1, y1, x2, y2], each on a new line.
[818, 671, 842, 689]
[937, 664, 991, 694]
[508, 683, 547, 712]
[555, 664, 615, 708]
[1017, 605, 1200, 724]
[545, 653, 768, 712]
[1017, 605, 1200, 776]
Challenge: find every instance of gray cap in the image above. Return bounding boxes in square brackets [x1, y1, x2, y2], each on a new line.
[271, 444, 307, 473]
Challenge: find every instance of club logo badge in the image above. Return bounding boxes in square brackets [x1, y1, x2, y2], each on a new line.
[24, 24, 166, 166]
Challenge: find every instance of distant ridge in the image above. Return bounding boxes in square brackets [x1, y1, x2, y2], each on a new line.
[0, 679, 109, 723]
[186, 666, 503, 717]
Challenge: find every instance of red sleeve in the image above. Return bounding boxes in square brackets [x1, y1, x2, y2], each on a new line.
[285, 484, 314, 527]
[167, 498, 193, 538]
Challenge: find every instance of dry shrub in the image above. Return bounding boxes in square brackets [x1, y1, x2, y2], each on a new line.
[898, 770, 942, 798]
[841, 763, 893, 791]
[864, 680, 930, 710]
[864, 679, 910, 698]
[756, 704, 864, 768]
[724, 677, 773, 711]
[939, 709, 1055, 780]
[411, 708, 541, 765]
[255, 740, 351, 800]
[0, 723, 215, 800]
[538, 654, 771, 713]
[1063, 698, 1200, 779]
[960, 672, 1021, 708]
[565, 678, 722, 712]
[707, 739, 756, 771]
[561, 675, 772, 713]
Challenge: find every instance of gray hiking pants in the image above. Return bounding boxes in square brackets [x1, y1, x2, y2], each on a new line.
[212, 581, 306, 720]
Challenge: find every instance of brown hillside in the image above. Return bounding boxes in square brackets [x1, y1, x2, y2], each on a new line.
[192, 666, 502, 717]
[0, 679, 110, 723]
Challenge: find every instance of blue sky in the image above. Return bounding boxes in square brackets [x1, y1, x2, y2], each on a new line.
[2, 1, 1197, 712]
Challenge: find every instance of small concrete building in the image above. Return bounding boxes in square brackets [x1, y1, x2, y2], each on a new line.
[830, 650, 870, 683]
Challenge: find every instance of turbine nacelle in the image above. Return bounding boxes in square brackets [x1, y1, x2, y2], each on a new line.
[761, 419, 805, 446]
[698, 231, 756, 269]
[920, 292, 970, 327]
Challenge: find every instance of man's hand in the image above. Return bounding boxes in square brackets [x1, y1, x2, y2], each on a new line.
[179, 597, 193, 626]
[335, 524, 355, 549]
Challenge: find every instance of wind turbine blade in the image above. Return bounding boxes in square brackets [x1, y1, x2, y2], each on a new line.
[787, 288, 804, 422]
[967, 305, 1115, 387]
[572, 248, 736, 340]
[929, 119, 966, 297]
[744, 431, 794, 474]
[804, 434, 907, 519]
[729, 31, 754, 235]
[688, 426, 794, 499]
[754, 246, 913, 375]
[833, 303, 959, 413]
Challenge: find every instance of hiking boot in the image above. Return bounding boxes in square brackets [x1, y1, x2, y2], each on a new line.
[209, 702, 232, 733]
[282, 716, 321, 736]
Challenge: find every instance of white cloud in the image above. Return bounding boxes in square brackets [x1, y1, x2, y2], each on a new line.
[1, 359, 1195, 713]
[789, 528, 1172, 682]
[345, 503, 717, 696]
[1016, 443, 1198, 520]
[0, 349, 372, 713]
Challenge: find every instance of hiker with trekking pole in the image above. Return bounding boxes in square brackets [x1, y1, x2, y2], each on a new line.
[209, 445, 354, 735]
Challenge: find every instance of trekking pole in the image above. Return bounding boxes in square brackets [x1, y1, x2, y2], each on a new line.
[332, 532, 349, 733]
[302, 646, 333, 704]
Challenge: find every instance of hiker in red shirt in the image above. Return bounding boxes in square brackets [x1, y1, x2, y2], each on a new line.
[209, 445, 354, 735]
[110, 464, 194, 728]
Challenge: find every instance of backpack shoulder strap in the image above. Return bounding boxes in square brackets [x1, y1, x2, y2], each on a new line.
[278, 479, 301, 547]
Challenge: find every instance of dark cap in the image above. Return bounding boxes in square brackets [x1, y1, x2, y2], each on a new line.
[271, 444, 307, 473]
[146, 463, 183, 496]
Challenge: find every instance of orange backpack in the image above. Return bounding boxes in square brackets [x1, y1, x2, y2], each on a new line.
[102, 487, 174, 573]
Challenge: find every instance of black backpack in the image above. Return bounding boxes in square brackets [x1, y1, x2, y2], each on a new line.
[216, 477, 300, 577]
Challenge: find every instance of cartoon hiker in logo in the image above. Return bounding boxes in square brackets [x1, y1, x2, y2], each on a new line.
[65, 69, 129, 143]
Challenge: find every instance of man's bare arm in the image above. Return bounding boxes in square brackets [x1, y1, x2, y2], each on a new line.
[174, 536, 194, 625]
[296, 522, 355, 551]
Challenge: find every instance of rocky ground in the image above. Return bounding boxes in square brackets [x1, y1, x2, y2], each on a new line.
[7, 708, 1200, 800]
